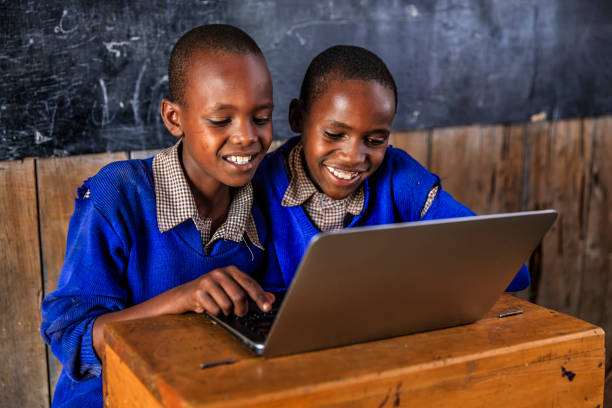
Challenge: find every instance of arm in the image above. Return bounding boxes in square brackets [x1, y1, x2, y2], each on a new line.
[40, 193, 129, 381]
[41, 189, 273, 380]
[91, 266, 274, 359]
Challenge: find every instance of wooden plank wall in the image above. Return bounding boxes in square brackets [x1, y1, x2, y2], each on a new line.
[0, 159, 49, 408]
[0, 116, 610, 407]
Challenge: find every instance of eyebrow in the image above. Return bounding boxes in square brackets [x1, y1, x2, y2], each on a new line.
[211, 104, 236, 111]
[326, 120, 390, 134]
[326, 120, 351, 129]
[210, 103, 274, 111]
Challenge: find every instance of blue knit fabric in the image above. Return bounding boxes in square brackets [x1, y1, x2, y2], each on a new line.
[40, 158, 266, 408]
[252, 136, 529, 291]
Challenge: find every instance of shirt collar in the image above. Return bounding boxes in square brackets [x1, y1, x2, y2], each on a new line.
[152, 139, 263, 251]
[281, 141, 364, 216]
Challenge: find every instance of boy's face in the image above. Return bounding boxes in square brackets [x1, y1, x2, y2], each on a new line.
[293, 79, 395, 200]
[163, 50, 274, 192]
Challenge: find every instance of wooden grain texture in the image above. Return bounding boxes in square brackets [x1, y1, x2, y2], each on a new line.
[430, 124, 526, 215]
[130, 149, 161, 160]
[521, 120, 553, 304]
[388, 130, 430, 168]
[526, 119, 587, 316]
[0, 159, 50, 408]
[495, 124, 527, 213]
[576, 116, 612, 402]
[36, 151, 128, 397]
[104, 346, 163, 408]
[104, 295, 604, 407]
[430, 125, 475, 209]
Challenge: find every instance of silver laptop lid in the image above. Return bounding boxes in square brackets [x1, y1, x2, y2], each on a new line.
[262, 210, 557, 357]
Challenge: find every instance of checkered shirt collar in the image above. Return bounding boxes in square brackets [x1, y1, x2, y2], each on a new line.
[281, 141, 364, 216]
[152, 139, 262, 252]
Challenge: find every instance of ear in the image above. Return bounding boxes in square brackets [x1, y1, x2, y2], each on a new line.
[160, 98, 184, 138]
[288, 98, 304, 134]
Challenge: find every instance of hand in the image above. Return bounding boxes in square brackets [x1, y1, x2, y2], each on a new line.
[178, 265, 275, 317]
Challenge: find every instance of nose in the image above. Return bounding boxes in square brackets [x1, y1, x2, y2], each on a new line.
[340, 138, 366, 165]
[230, 119, 258, 146]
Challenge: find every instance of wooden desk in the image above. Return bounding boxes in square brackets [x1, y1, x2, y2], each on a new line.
[103, 295, 604, 407]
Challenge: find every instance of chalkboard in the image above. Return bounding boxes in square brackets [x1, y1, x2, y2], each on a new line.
[1, 0, 611, 160]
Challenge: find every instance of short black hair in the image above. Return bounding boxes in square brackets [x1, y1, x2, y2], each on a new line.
[299, 45, 397, 111]
[168, 24, 263, 105]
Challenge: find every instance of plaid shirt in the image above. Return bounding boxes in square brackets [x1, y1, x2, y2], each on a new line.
[152, 140, 263, 253]
[281, 142, 438, 230]
[281, 142, 365, 232]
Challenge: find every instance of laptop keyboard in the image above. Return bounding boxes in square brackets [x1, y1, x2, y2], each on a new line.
[235, 307, 277, 337]
[213, 291, 286, 343]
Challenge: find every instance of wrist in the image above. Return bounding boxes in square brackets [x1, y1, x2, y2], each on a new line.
[159, 283, 194, 315]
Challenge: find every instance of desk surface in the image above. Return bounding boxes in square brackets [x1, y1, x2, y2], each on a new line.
[103, 295, 604, 407]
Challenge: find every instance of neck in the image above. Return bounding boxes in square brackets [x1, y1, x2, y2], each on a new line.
[180, 147, 231, 220]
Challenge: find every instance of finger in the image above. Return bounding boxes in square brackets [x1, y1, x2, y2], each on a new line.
[194, 290, 220, 316]
[203, 277, 234, 316]
[226, 266, 271, 312]
[265, 292, 276, 304]
[213, 271, 249, 316]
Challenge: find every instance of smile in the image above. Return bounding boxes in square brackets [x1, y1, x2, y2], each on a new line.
[325, 165, 360, 181]
[225, 155, 254, 165]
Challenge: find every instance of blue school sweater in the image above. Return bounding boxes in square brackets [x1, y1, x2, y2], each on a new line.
[40, 158, 266, 408]
[252, 136, 529, 291]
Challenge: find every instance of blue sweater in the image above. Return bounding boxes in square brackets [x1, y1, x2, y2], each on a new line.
[40, 158, 266, 408]
[252, 136, 529, 291]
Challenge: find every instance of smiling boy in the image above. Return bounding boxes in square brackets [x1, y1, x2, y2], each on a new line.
[41, 25, 275, 408]
[253, 45, 529, 292]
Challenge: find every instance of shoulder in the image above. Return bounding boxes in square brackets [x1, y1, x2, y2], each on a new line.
[373, 146, 439, 189]
[80, 158, 154, 213]
[88, 158, 151, 190]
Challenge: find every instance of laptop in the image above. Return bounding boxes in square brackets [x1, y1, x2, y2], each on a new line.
[208, 209, 557, 357]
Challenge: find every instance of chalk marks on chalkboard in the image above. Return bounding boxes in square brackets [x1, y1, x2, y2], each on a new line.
[91, 78, 113, 127]
[31, 101, 59, 145]
[89, 62, 168, 143]
[103, 41, 131, 58]
[147, 74, 169, 145]
[408, 4, 419, 17]
[54, 9, 79, 35]
[102, 37, 142, 59]
[34, 131, 52, 145]
[131, 61, 148, 126]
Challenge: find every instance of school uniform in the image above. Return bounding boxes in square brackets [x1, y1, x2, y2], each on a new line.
[252, 136, 529, 291]
[40, 140, 266, 408]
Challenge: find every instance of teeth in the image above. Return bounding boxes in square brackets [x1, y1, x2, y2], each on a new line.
[326, 166, 358, 180]
[227, 155, 252, 165]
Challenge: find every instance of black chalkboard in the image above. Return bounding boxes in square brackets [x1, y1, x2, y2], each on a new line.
[1, 0, 611, 160]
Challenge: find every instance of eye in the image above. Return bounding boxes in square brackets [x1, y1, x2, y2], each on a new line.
[323, 131, 344, 140]
[365, 136, 388, 147]
[208, 118, 231, 127]
[253, 116, 271, 126]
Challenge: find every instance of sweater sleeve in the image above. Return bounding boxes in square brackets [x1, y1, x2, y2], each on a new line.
[40, 185, 129, 381]
[419, 188, 475, 220]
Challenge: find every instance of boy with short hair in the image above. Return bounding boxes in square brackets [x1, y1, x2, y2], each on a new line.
[253, 45, 529, 291]
[41, 24, 275, 407]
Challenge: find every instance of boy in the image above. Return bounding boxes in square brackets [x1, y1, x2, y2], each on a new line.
[253, 45, 529, 291]
[41, 24, 275, 408]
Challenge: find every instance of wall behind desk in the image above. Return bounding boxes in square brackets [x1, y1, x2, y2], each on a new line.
[1, 0, 612, 161]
